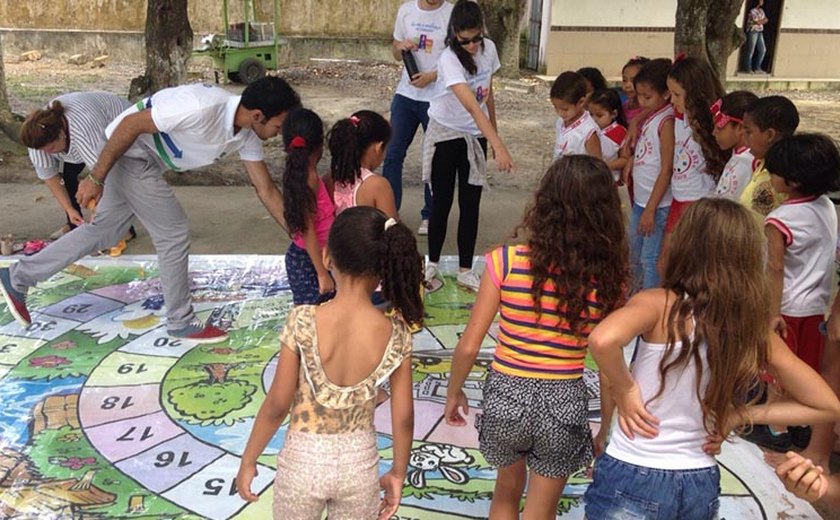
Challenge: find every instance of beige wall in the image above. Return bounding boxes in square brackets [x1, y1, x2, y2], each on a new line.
[550, 0, 676, 27]
[773, 33, 840, 78]
[780, 0, 840, 30]
[0, 0, 401, 37]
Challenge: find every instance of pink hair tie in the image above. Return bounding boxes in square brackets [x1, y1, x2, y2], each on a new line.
[289, 135, 307, 149]
[349, 115, 361, 127]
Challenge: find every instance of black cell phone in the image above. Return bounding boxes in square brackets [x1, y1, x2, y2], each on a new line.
[402, 50, 420, 79]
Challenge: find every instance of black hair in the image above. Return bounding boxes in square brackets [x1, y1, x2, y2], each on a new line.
[745, 95, 800, 136]
[550, 71, 588, 103]
[329, 207, 425, 326]
[328, 110, 391, 186]
[281, 108, 324, 236]
[623, 56, 650, 73]
[445, 0, 485, 76]
[719, 90, 759, 122]
[633, 58, 672, 94]
[764, 133, 840, 197]
[241, 76, 301, 119]
[577, 67, 607, 92]
[589, 89, 628, 128]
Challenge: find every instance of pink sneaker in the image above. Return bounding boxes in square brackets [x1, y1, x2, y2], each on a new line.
[169, 319, 228, 344]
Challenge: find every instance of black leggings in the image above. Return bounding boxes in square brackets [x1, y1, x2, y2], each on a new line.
[428, 137, 486, 269]
[62, 162, 85, 229]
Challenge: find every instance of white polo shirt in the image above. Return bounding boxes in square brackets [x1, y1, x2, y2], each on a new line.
[765, 195, 838, 317]
[428, 39, 500, 136]
[672, 112, 716, 202]
[633, 104, 674, 208]
[554, 110, 599, 159]
[393, 0, 453, 102]
[714, 146, 756, 201]
[106, 83, 264, 172]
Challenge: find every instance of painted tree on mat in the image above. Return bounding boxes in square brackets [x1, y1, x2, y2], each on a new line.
[168, 363, 258, 424]
[675, 0, 746, 81]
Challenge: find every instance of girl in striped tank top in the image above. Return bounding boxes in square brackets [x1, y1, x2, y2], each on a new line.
[444, 155, 628, 516]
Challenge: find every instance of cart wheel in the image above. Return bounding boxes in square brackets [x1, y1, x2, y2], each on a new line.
[238, 58, 266, 84]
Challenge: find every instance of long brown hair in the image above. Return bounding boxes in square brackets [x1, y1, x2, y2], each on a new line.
[20, 100, 66, 149]
[514, 155, 629, 335]
[668, 57, 728, 180]
[655, 198, 769, 434]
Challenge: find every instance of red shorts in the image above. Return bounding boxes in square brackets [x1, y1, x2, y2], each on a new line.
[665, 199, 694, 233]
[782, 314, 825, 372]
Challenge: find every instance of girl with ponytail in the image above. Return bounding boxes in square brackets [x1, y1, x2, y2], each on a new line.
[281, 108, 336, 305]
[328, 110, 397, 218]
[238, 206, 423, 519]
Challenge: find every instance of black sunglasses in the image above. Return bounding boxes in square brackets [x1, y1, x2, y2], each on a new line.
[457, 34, 484, 46]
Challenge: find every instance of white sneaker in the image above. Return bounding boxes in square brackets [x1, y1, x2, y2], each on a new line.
[417, 219, 429, 236]
[456, 270, 481, 291]
[424, 262, 439, 283]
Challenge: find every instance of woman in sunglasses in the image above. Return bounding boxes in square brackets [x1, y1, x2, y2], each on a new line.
[421, 0, 515, 292]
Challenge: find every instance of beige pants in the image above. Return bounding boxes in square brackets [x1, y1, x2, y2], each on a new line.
[273, 429, 380, 520]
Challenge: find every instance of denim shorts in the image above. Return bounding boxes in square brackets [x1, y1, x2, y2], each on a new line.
[584, 454, 720, 520]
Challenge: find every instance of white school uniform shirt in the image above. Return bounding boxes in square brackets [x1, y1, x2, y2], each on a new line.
[428, 39, 501, 136]
[765, 195, 838, 317]
[553, 110, 599, 159]
[106, 84, 264, 172]
[598, 122, 627, 181]
[393, 0, 453, 102]
[632, 104, 674, 208]
[607, 332, 715, 470]
[714, 146, 756, 201]
[28, 92, 132, 180]
[671, 112, 716, 202]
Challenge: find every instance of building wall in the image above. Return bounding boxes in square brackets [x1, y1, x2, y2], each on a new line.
[545, 0, 840, 79]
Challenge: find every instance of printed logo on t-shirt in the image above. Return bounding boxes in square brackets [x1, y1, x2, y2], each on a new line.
[635, 135, 653, 164]
[476, 85, 487, 103]
[673, 142, 701, 181]
[417, 34, 434, 53]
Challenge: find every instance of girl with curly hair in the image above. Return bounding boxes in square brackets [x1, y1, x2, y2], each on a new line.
[444, 155, 629, 517]
[584, 198, 840, 519]
[281, 108, 336, 305]
[665, 57, 728, 233]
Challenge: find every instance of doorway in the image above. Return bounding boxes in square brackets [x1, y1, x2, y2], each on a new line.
[526, 0, 543, 71]
[738, 0, 784, 74]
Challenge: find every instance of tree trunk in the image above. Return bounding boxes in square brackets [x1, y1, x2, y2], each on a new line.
[0, 34, 23, 149]
[204, 363, 230, 384]
[483, 0, 528, 78]
[128, 0, 193, 101]
[674, 0, 745, 82]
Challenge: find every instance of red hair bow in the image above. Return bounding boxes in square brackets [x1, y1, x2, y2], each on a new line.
[674, 52, 688, 63]
[710, 98, 743, 128]
[289, 135, 307, 149]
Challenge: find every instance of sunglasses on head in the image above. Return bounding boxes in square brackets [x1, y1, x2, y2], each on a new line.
[457, 34, 484, 46]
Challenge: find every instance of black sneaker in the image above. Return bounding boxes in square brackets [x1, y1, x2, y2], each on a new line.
[788, 426, 812, 450]
[740, 425, 794, 452]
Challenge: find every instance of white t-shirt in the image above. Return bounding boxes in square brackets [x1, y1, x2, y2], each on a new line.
[428, 40, 500, 136]
[598, 122, 627, 181]
[607, 333, 716, 470]
[393, 0, 453, 102]
[765, 195, 838, 317]
[672, 112, 716, 202]
[28, 92, 131, 180]
[714, 146, 755, 201]
[106, 84, 264, 172]
[633, 104, 674, 208]
[554, 110, 599, 159]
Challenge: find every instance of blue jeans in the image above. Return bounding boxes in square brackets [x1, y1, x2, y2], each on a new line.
[584, 454, 720, 520]
[629, 203, 668, 290]
[744, 31, 767, 72]
[383, 94, 433, 219]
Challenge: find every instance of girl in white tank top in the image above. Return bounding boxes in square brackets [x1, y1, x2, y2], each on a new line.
[584, 198, 840, 519]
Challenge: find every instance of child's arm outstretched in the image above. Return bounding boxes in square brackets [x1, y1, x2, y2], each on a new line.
[589, 290, 664, 440]
[379, 356, 414, 519]
[746, 332, 840, 428]
[638, 118, 674, 236]
[236, 346, 300, 502]
[445, 271, 500, 426]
